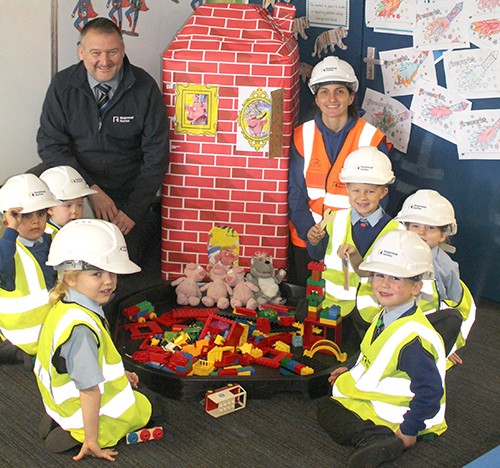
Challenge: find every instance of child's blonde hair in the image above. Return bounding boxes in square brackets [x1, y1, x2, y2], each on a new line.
[48, 271, 80, 306]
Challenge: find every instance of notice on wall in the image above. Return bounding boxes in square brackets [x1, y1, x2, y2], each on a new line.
[443, 48, 500, 99]
[380, 47, 437, 97]
[307, 0, 349, 29]
[452, 110, 500, 160]
[362, 89, 411, 153]
[411, 80, 472, 144]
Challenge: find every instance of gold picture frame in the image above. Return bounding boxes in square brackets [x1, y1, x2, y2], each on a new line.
[175, 83, 219, 136]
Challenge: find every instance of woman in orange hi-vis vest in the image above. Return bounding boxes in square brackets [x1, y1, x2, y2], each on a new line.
[288, 56, 392, 286]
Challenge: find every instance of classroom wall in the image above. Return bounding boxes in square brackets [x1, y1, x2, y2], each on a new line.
[0, 1, 52, 181]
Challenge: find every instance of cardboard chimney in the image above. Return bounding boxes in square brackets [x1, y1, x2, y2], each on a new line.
[161, 3, 300, 278]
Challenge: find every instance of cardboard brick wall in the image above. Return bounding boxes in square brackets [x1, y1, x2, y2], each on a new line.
[161, 4, 300, 279]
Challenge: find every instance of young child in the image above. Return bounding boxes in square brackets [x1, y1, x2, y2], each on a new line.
[317, 230, 447, 467]
[40, 165, 97, 235]
[395, 189, 475, 365]
[0, 173, 61, 364]
[306, 146, 400, 336]
[34, 219, 155, 461]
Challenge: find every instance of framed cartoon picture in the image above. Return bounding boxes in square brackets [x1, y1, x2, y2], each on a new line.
[174, 83, 219, 136]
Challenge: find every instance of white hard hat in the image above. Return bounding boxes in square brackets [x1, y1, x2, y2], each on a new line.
[339, 146, 395, 185]
[308, 56, 359, 94]
[0, 173, 62, 213]
[394, 190, 457, 235]
[47, 219, 140, 274]
[40, 166, 97, 201]
[359, 230, 434, 279]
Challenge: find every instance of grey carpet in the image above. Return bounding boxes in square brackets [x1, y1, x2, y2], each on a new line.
[0, 298, 498, 467]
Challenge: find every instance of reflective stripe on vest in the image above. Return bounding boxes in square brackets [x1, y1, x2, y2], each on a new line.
[0, 243, 49, 354]
[332, 311, 446, 435]
[322, 210, 357, 315]
[34, 303, 151, 446]
[290, 119, 386, 247]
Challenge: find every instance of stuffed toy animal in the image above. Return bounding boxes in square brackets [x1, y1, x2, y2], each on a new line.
[225, 266, 259, 310]
[200, 263, 232, 309]
[246, 253, 286, 306]
[171, 263, 206, 307]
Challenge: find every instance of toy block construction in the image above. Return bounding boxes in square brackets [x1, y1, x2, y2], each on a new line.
[205, 384, 247, 418]
[302, 261, 343, 351]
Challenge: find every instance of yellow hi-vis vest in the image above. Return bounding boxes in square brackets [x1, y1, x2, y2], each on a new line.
[0, 242, 50, 354]
[419, 279, 476, 355]
[44, 221, 59, 240]
[34, 301, 151, 447]
[332, 307, 447, 437]
[323, 210, 400, 317]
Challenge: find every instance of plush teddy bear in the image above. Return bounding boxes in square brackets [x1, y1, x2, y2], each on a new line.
[246, 253, 286, 307]
[225, 266, 259, 310]
[200, 263, 232, 309]
[171, 263, 206, 307]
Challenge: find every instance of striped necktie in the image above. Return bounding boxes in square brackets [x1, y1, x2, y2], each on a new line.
[96, 83, 112, 116]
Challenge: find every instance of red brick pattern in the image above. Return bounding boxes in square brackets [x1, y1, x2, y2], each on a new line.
[161, 4, 300, 279]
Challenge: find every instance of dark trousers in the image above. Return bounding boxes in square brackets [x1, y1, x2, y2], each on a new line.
[427, 308, 462, 356]
[317, 396, 395, 448]
[287, 243, 314, 287]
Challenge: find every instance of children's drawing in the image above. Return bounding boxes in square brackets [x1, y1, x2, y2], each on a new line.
[366, 0, 416, 32]
[444, 48, 500, 98]
[361, 88, 411, 153]
[312, 27, 348, 58]
[414, 1, 469, 50]
[71, 1, 98, 32]
[411, 80, 471, 144]
[473, 0, 500, 15]
[123, 0, 149, 37]
[380, 47, 437, 96]
[175, 84, 219, 136]
[208, 226, 240, 266]
[453, 110, 500, 160]
[107, 1, 124, 31]
[237, 87, 272, 152]
[469, 16, 500, 48]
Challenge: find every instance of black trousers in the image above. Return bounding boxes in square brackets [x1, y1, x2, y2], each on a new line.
[287, 243, 315, 287]
[317, 396, 395, 448]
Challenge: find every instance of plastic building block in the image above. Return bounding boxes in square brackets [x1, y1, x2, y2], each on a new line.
[256, 317, 271, 334]
[274, 340, 291, 353]
[303, 339, 347, 363]
[204, 384, 247, 418]
[126, 426, 164, 444]
[280, 356, 314, 376]
[292, 335, 303, 348]
[124, 321, 164, 340]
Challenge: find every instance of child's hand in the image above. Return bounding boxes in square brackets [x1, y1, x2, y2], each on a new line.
[73, 441, 118, 462]
[395, 428, 417, 448]
[2, 207, 23, 231]
[448, 352, 463, 365]
[126, 370, 139, 389]
[328, 366, 348, 384]
[337, 243, 358, 260]
[307, 223, 325, 246]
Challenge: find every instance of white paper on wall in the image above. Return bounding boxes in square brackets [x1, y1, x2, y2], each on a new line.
[413, 1, 470, 51]
[470, 0, 500, 16]
[452, 109, 500, 160]
[307, 0, 349, 29]
[411, 79, 472, 144]
[443, 48, 500, 99]
[380, 47, 438, 96]
[469, 13, 500, 49]
[361, 88, 412, 153]
[365, 0, 416, 32]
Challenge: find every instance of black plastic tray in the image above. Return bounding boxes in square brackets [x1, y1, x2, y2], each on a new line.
[113, 282, 340, 401]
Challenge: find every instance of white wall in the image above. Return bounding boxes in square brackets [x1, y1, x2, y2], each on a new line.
[0, 0, 193, 184]
[0, 0, 52, 182]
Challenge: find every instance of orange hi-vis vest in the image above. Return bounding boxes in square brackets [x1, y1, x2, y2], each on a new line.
[289, 118, 388, 248]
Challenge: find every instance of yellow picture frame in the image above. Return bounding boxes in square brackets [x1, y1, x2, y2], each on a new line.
[175, 84, 219, 136]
